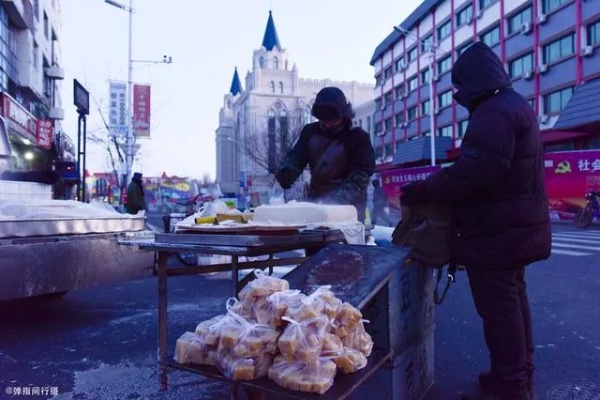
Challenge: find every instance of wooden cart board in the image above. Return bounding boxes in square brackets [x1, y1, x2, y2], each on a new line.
[174, 223, 306, 235]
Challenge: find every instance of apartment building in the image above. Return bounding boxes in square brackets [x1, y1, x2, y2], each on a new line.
[370, 0, 600, 170]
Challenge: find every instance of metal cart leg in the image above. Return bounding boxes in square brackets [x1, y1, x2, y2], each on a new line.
[268, 254, 273, 276]
[232, 255, 239, 298]
[157, 250, 169, 391]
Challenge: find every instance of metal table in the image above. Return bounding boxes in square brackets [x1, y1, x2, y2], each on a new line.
[135, 228, 348, 395]
[158, 244, 431, 400]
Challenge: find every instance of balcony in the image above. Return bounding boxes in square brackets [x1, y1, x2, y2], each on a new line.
[48, 107, 64, 120]
[1, 0, 34, 29]
[44, 65, 64, 80]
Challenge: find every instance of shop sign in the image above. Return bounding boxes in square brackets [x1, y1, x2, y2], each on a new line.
[0, 93, 37, 139]
[36, 120, 54, 149]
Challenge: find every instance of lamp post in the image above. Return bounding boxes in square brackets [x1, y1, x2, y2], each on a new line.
[220, 136, 247, 189]
[393, 25, 447, 167]
[105, 0, 134, 191]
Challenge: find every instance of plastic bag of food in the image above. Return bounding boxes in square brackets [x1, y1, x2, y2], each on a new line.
[268, 354, 338, 394]
[174, 332, 215, 365]
[217, 298, 280, 358]
[334, 347, 368, 374]
[238, 269, 289, 303]
[332, 302, 363, 338]
[213, 350, 274, 381]
[342, 319, 374, 357]
[285, 285, 341, 321]
[277, 315, 329, 362]
[322, 333, 344, 354]
[254, 289, 306, 327]
[194, 315, 226, 348]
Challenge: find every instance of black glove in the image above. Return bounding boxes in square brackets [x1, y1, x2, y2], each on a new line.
[275, 167, 295, 190]
[400, 181, 429, 205]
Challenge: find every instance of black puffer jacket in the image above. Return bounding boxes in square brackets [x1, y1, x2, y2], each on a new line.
[421, 42, 551, 269]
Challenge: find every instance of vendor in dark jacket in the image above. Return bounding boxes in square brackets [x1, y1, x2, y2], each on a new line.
[275, 87, 376, 222]
[401, 43, 551, 400]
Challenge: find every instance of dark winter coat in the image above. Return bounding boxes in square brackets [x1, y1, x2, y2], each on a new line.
[276, 122, 375, 222]
[412, 42, 551, 269]
[126, 178, 146, 214]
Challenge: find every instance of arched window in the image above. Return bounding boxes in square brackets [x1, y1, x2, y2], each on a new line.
[280, 109, 287, 117]
[259, 57, 264, 68]
[268, 109, 276, 118]
[273, 57, 279, 69]
[270, 81, 275, 93]
[279, 82, 284, 94]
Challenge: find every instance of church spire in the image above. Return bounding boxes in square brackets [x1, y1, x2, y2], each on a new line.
[261, 11, 281, 51]
[229, 67, 243, 95]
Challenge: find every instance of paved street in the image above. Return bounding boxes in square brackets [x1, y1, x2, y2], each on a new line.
[0, 223, 599, 400]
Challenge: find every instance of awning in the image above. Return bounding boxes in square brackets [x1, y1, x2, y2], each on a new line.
[392, 136, 453, 165]
[553, 77, 600, 134]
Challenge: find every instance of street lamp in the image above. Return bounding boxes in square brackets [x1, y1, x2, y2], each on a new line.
[393, 25, 447, 167]
[105, 0, 134, 190]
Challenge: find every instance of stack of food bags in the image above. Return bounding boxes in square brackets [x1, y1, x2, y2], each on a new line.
[173, 269, 374, 394]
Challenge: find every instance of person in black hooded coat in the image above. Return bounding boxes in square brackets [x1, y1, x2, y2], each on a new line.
[275, 87, 375, 222]
[401, 43, 551, 400]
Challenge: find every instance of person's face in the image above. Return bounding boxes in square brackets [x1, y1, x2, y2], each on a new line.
[319, 118, 344, 134]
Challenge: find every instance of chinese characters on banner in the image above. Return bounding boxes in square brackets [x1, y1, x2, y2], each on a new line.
[381, 165, 441, 208]
[133, 84, 151, 137]
[544, 150, 600, 220]
[36, 120, 53, 149]
[108, 81, 127, 137]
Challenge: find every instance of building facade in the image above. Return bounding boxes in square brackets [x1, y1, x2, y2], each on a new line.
[0, 0, 66, 173]
[216, 11, 374, 202]
[370, 0, 600, 171]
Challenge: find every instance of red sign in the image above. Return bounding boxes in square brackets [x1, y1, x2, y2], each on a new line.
[544, 150, 600, 219]
[0, 93, 38, 140]
[133, 84, 151, 137]
[36, 120, 53, 149]
[381, 165, 442, 208]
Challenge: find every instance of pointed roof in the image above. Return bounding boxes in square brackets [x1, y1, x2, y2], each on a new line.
[261, 11, 281, 51]
[229, 67, 243, 95]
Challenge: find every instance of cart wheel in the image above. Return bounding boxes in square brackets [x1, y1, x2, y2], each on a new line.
[575, 207, 593, 228]
[176, 252, 198, 266]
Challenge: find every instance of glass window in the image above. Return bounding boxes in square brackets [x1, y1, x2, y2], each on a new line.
[421, 34, 433, 51]
[395, 113, 405, 126]
[384, 66, 393, 79]
[437, 20, 451, 41]
[587, 20, 600, 46]
[375, 74, 383, 86]
[481, 25, 500, 47]
[543, 87, 574, 114]
[421, 99, 431, 115]
[457, 120, 469, 138]
[408, 47, 418, 62]
[479, 0, 497, 8]
[384, 118, 393, 131]
[395, 57, 405, 72]
[508, 7, 532, 34]
[542, 0, 569, 13]
[457, 5, 473, 26]
[438, 125, 453, 137]
[384, 91, 393, 106]
[375, 122, 383, 133]
[543, 34, 575, 63]
[438, 56, 452, 74]
[395, 84, 405, 99]
[421, 68, 431, 84]
[408, 76, 418, 91]
[438, 90, 453, 108]
[375, 98, 382, 110]
[508, 52, 534, 78]
[407, 106, 418, 120]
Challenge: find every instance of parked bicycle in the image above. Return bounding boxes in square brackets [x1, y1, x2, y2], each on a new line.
[162, 193, 207, 266]
[574, 191, 600, 228]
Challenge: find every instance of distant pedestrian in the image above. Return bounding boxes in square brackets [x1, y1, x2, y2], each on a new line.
[400, 42, 551, 400]
[371, 179, 387, 226]
[125, 172, 146, 215]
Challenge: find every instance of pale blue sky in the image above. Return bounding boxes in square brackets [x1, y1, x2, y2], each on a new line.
[60, 0, 419, 179]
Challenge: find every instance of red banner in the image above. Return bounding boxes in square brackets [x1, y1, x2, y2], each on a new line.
[544, 150, 600, 219]
[36, 120, 53, 149]
[0, 93, 38, 140]
[381, 165, 442, 209]
[133, 84, 151, 137]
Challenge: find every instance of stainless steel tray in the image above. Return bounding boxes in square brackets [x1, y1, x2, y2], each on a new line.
[0, 216, 146, 238]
